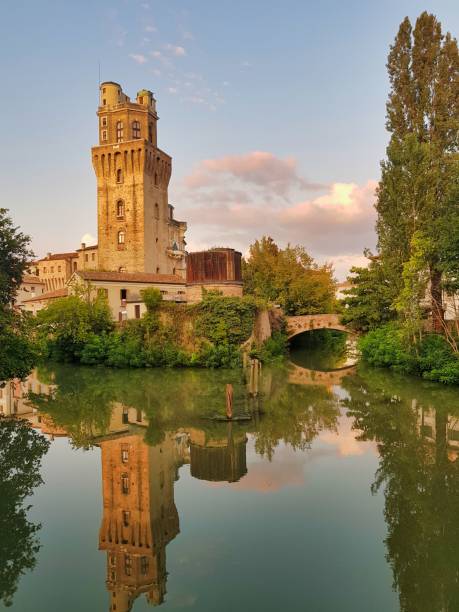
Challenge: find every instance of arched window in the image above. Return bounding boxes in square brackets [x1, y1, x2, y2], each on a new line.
[116, 168, 123, 183]
[116, 200, 125, 218]
[132, 121, 141, 139]
[118, 231, 125, 245]
[154, 172, 158, 186]
[116, 121, 124, 142]
[154, 203, 159, 219]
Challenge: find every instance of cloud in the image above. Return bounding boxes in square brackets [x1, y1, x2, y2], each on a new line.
[184, 151, 322, 195]
[165, 44, 186, 56]
[168, 87, 178, 94]
[129, 53, 147, 64]
[145, 24, 157, 32]
[175, 151, 377, 279]
[150, 50, 162, 58]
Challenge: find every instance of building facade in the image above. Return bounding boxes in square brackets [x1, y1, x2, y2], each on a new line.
[92, 82, 186, 277]
[69, 270, 186, 321]
[31, 252, 78, 291]
[15, 275, 45, 309]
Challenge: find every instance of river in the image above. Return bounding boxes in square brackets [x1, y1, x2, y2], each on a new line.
[1, 329, 458, 611]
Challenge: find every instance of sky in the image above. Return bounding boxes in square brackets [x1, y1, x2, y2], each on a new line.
[2, 0, 459, 279]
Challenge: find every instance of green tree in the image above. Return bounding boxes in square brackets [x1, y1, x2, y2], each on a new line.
[36, 292, 113, 361]
[0, 209, 37, 382]
[243, 236, 336, 315]
[0, 418, 50, 607]
[377, 12, 459, 330]
[341, 258, 397, 332]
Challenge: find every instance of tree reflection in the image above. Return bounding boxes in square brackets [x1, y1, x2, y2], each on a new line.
[0, 418, 50, 607]
[343, 368, 459, 612]
[27, 363, 340, 461]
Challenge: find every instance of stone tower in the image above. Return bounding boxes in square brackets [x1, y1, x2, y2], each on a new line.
[92, 82, 187, 276]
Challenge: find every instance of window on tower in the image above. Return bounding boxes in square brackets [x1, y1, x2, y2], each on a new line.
[141, 557, 149, 575]
[116, 168, 123, 183]
[132, 121, 141, 139]
[149, 124, 153, 142]
[154, 203, 159, 219]
[118, 231, 125, 245]
[102, 130, 107, 141]
[116, 121, 124, 142]
[116, 200, 125, 218]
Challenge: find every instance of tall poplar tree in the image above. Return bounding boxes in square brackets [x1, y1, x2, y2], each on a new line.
[376, 12, 459, 329]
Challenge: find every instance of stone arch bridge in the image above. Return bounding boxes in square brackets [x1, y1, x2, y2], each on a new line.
[286, 314, 352, 340]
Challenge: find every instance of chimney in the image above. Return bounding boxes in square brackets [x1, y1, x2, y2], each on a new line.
[81, 243, 86, 250]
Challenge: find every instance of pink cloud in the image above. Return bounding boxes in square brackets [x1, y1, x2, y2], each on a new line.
[184, 151, 323, 194]
[175, 151, 378, 279]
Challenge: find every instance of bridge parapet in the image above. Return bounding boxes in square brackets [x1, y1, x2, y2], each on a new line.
[286, 314, 350, 339]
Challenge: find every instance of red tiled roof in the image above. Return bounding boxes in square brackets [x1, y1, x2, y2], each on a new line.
[22, 275, 44, 284]
[75, 271, 185, 284]
[22, 288, 68, 303]
[37, 252, 78, 261]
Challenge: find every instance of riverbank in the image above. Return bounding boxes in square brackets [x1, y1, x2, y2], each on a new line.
[34, 291, 287, 369]
[359, 323, 459, 385]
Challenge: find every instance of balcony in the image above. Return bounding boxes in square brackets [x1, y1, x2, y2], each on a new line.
[166, 244, 186, 259]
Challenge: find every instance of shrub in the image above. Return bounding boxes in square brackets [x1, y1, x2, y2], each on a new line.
[358, 324, 417, 373]
[249, 331, 288, 363]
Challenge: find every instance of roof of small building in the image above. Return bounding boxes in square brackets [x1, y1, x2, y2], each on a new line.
[76, 244, 98, 252]
[38, 252, 78, 262]
[74, 271, 185, 284]
[22, 288, 68, 303]
[22, 275, 44, 284]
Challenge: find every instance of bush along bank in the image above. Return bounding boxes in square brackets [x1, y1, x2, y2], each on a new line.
[359, 323, 459, 385]
[34, 289, 285, 369]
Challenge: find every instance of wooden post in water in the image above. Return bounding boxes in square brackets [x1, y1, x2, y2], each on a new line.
[226, 384, 233, 420]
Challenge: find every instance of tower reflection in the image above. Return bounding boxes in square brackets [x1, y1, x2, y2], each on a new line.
[96, 407, 189, 610]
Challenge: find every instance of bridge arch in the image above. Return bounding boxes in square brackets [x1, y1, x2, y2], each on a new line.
[286, 314, 352, 340]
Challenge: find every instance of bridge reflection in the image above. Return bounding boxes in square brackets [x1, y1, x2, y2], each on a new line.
[287, 363, 357, 388]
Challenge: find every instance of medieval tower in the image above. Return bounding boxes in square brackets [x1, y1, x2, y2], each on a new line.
[91, 82, 187, 276]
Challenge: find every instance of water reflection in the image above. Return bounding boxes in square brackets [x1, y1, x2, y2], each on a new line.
[342, 367, 459, 611]
[2, 357, 459, 610]
[0, 418, 49, 607]
[9, 364, 340, 610]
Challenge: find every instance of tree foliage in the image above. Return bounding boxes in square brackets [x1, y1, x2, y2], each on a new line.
[341, 258, 397, 332]
[242, 236, 336, 315]
[377, 12, 459, 329]
[35, 292, 114, 361]
[0, 209, 37, 382]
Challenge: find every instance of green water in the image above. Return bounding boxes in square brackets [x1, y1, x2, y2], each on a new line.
[1, 338, 459, 611]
